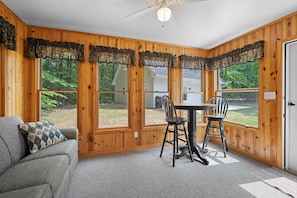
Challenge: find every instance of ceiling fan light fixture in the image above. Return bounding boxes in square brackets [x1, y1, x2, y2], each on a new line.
[157, 7, 171, 22]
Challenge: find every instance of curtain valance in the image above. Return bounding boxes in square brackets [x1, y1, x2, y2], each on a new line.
[179, 41, 264, 71]
[179, 55, 209, 70]
[140, 51, 176, 68]
[208, 40, 264, 70]
[25, 38, 85, 61]
[89, 45, 136, 66]
[0, 16, 16, 51]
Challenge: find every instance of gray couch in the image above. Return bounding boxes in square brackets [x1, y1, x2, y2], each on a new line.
[0, 116, 78, 198]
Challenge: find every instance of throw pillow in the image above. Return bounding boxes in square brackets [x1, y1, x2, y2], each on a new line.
[18, 120, 67, 153]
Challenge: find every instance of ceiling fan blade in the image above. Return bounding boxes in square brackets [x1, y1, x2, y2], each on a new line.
[126, 5, 158, 20]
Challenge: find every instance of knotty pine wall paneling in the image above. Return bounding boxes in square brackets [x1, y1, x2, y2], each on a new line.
[0, 45, 8, 116]
[23, 26, 207, 156]
[207, 11, 297, 167]
[0, 47, 2, 115]
[2, 0, 297, 167]
[0, 2, 27, 118]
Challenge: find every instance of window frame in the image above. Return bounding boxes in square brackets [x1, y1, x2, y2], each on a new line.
[38, 58, 79, 128]
[144, 66, 169, 126]
[216, 61, 259, 128]
[181, 68, 204, 122]
[96, 62, 130, 129]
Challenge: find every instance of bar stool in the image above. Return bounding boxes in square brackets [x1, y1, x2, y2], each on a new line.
[159, 95, 193, 167]
[202, 96, 229, 157]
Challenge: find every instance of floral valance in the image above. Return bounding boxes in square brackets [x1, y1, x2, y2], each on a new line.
[179, 41, 264, 71]
[25, 38, 85, 61]
[179, 55, 209, 70]
[140, 51, 176, 68]
[208, 40, 264, 70]
[0, 16, 16, 51]
[89, 45, 136, 66]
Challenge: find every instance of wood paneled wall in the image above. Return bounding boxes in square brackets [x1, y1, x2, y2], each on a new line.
[0, 3, 27, 117]
[207, 12, 297, 167]
[24, 27, 207, 156]
[1, 1, 297, 167]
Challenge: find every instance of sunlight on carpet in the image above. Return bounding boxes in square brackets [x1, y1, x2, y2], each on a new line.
[198, 144, 240, 166]
[241, 167, 297, 198]
[205, 156, 219, 166]
[264, 177, 297, 197]
[240, 181, 291, 198]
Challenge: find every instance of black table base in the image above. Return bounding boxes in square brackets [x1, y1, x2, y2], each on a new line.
[175, 104, 215, 166]
[193, 144, 209, 165]
[177, 144, 209, 165]
[188, 109, 209, 165]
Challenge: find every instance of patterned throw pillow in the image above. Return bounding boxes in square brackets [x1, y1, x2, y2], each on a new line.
[18, 120, 67, 154]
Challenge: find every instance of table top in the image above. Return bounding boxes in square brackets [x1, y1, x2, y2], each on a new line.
[175, 104, 215, 110]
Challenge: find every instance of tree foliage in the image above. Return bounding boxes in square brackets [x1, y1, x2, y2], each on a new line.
[219, 61, 259, 102]
[219, 61, 259, 89]
[41, 58, 78, 111]
[98, 63, 118, 104]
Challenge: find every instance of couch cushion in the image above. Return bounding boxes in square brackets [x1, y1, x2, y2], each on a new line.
[60, 128, 79, 140]
[0, 155, 69, 196]
[0, 184, 52, 198]
[19, 139, 78, 166]
[0, 137, 11, 175]
[0, 116, 28, 166]
[19, 120, 67, 153]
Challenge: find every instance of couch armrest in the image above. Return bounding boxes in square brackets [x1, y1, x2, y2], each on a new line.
[60, 128, 78, 140]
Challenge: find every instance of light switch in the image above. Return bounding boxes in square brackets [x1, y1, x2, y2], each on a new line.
[264, 92, 276, 100]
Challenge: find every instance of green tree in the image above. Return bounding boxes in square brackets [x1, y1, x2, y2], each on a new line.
[219, 61, 259, 102]
[41, 58, 78, 111]
[98, 63, 118, 104]
[220, 61, 258, 89]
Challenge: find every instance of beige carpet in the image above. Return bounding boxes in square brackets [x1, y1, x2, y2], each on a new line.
[67, 143, 297, 198]
[240, 167, 297, 197]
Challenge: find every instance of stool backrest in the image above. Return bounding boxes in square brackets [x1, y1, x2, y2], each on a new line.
[161, 95, 178, 122]
[205, 96, 228, 118]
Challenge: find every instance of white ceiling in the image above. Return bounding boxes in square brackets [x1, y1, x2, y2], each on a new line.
[2, 0, 297, 49]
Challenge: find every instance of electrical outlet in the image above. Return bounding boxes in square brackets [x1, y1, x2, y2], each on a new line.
[134, 131, 138, 138]
[264, 92, 276, 100]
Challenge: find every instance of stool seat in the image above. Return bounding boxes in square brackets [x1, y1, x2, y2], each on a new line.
[166, 117, 188, 125]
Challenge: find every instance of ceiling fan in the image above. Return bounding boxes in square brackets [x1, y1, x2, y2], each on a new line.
[126, 0, 208, 22]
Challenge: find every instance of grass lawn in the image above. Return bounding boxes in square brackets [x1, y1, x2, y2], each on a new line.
[41, 106, 258, 129]
[227, 107, 258, 127]
[41, 108, 77, 129]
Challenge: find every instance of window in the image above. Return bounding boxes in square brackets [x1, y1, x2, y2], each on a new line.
[39, 58, 78, 128]
[182, 68, 203, 121]
[144, 66, 168, 125]
[98, 63, 128, 128]
[218, 61, 259, 127]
